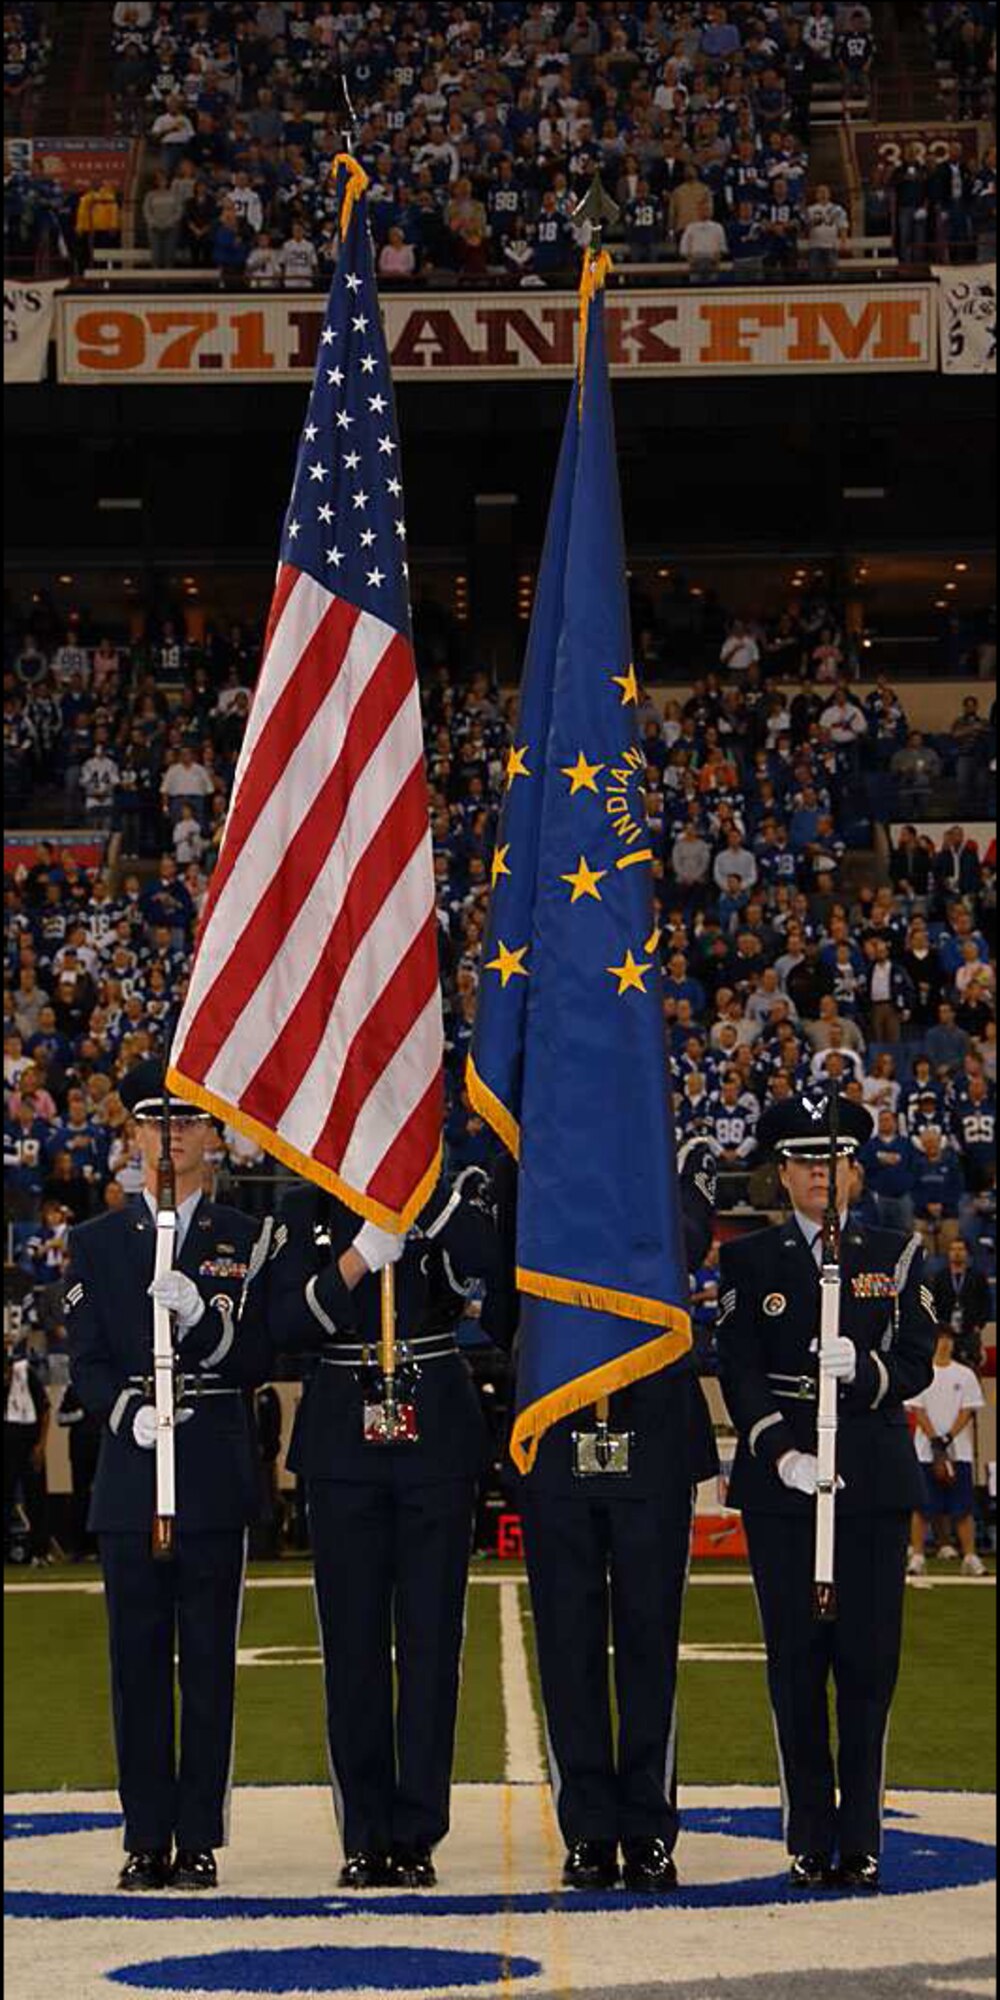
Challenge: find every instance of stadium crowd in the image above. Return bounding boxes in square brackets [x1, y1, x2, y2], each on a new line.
[4, 586, 997, 1404]
[3, 2, 50, 106]
[5, 3, 997, 279]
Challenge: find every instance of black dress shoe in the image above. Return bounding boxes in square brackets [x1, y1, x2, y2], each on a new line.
[836, 1853, 881, 1894]
[563, 1841, 621, 1891]
[338, 1852, 394, 1890]
[622, 1839, 679, 1894]
[171, 1849, 218, 1890]
[118, 1850, 171, 1891]
[392, 1845, 437, 1890]
[789, 1854, 834, 1891]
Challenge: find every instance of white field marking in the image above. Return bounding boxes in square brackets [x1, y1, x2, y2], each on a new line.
[5, 1571, 996, 1597]
[499, 1579, 545, 1785]
[231, 1642, 770, 1671]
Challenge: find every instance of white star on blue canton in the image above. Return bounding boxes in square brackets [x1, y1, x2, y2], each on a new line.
[327, 366, 344, 386]
[343, 450, 361, 470]
[335, 410, 354, 430]
[345, 273, 363, 293]
[359, 528, 377, 548]
[377, 434, 396, 455]
[395, 518, 406, 538]
[360, 354, 378, 375]
[320, 327, 336, 345]
[386, 476, 402, 497]
[303, 421, 318, 442]
[308, 461, 328, 482]
[351, 314, 369, 334]
[352, 490, 369, 511]
[326, 546, 344, 566]
[317, 502, 334, 525]
[367, 567, 385, 588]
[368, 393, 388, 413]
[287, 519, 300, 538]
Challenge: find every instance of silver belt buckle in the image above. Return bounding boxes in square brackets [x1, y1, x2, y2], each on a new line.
[572, 1421, 633, 1478]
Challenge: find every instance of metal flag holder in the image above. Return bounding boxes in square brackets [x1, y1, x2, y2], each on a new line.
[567, 172, 634, 1482]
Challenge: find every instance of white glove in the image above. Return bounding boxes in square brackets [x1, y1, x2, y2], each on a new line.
[778, 1451, 820, 1497]
[352, 1221, 406, 1274]
[820, 1336, 858, 1384]
[148, 1269, 205, 1331]
[132, 1402, 193, 1449]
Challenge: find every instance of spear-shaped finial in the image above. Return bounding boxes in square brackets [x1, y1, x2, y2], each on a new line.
[572, 170, 621, 253]
[336, 67, 358, 153]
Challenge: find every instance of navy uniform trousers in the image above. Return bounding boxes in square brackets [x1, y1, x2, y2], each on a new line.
[746, 1510, 910, 1858]
[520, 1444, 697, 1848]
[99, 1529, 247, 1852]
[308, 1474, 477, 1855]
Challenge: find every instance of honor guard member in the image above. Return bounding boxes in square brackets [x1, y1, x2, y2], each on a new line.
[271, 1165, 510, 1892]
[66, 1061, 271, 1892]
[717, 1093, 936, 1895]
[501, 1140, 719, 1896]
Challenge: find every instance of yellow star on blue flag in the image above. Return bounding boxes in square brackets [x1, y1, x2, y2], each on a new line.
[468, 255, 692, 1476]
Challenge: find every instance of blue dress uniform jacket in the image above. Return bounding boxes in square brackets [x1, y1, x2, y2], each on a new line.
[717, 1221, 935, 1517]
[272, 1169, 511, 1487]
[65, 1196, 272, 1859]
[268, 1168, 512, 1862]
[67, 1199, 271, 1532]
[717, 1217, 936, 1863]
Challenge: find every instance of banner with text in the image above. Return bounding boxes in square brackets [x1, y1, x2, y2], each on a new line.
[935, 265, 997, 376]
[4, 279, 65, 382]
[56, 283, 938, 384]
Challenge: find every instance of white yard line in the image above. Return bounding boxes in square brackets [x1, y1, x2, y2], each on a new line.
[5, 1571, 995, 1597]
[499, 1579, 545, 1785]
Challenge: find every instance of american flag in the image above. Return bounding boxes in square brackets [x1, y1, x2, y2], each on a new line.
[168, 163, 443, 1230]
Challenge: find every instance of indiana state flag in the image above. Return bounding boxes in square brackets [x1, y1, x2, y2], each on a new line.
[468, 254, 692, 1474]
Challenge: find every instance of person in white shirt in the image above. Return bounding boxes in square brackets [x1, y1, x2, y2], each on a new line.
[245, 233, 282, 287]
[907, 1328, 986, 1576]
[81, 749, 119, 825]
[173, 804, 205, 867]
[805, 182, 849, 278]
[720, 620, 761, 675]
[161, 747, 214, 823]
[228, 171, 263, 235]
[280, 222, 319, 288]
[679, 208, 728, 279]
[820, 695, 867, 746]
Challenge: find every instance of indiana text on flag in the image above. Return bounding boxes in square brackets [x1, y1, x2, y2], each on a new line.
[468, 251, 692, 1474]
[168, 156, 443, 1231]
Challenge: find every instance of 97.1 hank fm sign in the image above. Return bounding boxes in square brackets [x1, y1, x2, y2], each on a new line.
[56, 283, 937, 384]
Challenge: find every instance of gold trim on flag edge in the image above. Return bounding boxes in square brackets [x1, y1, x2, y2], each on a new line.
[165, 1066, 441, 1233]
[509, 1316, 692, 1476]
[465, 1054, 521, 1160]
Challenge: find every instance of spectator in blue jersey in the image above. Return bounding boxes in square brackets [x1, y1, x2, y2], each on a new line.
[663, 952, 707, 1018]
[4, 1095, 52, 1204]
[623, 181, 662, 261]
[913, 1127, 966, 1255]
[861, 1108, 918, 1231]
[836, 12, 877, 98]
[139, 856, 194, 945]
[709, 1073, 759, 1169]
[952, 1073, 997, 1194]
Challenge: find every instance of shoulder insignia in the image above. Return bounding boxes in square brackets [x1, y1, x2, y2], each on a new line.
[270, 1222, 289, 1261]
[65, 1283, 84, 1312]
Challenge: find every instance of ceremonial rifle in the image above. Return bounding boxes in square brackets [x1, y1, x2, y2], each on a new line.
[151, 1096, 177, 1559]
[814, 1091, 842, 1621]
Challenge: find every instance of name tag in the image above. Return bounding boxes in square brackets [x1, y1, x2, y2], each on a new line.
[852, 1272, 897, 1300]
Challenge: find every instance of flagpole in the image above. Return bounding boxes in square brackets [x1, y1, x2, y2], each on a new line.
[572, 171, 623, 1480]
[332, 65, 403, 1439]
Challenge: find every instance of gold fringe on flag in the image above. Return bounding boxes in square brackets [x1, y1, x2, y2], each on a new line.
[578, 246, 612, 409]
[331, 151, 370, 238]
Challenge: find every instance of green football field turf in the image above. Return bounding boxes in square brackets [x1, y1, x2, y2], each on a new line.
[4, 1562, 995, 1797]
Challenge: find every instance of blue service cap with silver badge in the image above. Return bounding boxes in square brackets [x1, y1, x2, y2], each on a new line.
[758, 1090, 874, 1163]
[119, 1060, 212, 1124]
